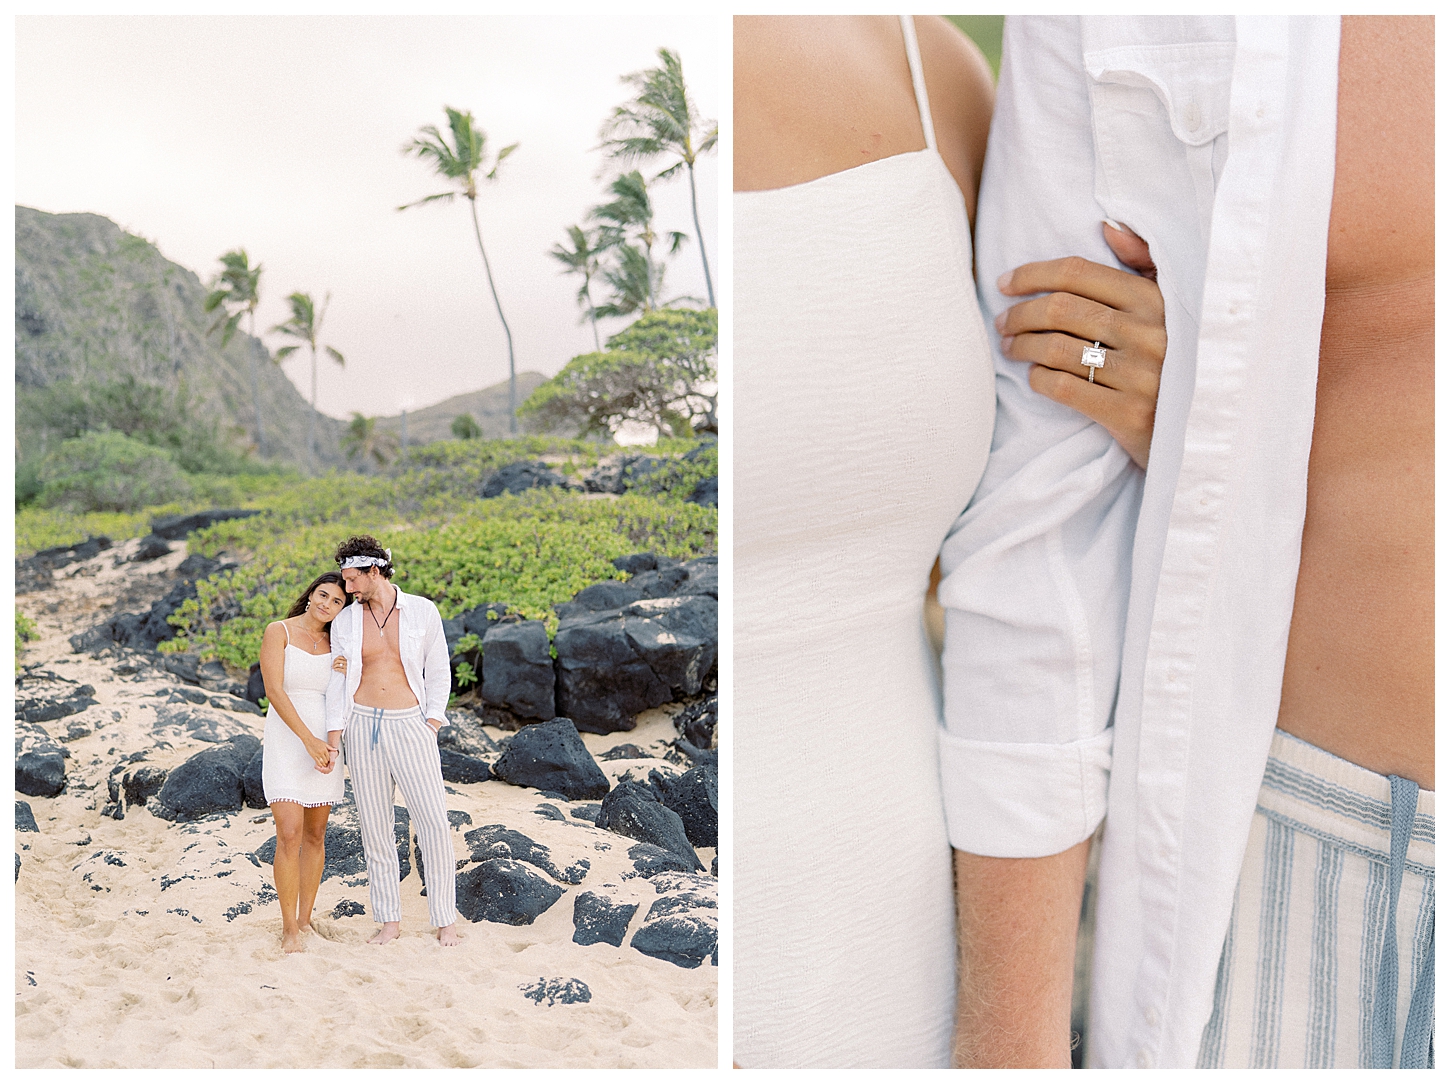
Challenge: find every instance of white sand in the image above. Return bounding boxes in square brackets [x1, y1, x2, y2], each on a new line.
[15, 541, 717, 1068]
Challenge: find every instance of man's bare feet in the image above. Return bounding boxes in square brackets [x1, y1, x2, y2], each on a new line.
[437, 924, 462, 947]
[282, 928, 306, 954]
[368, 921, 401, 945]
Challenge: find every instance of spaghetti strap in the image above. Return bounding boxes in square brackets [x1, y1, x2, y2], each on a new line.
[280, 620, 291, 647]
[899, 14, 937, 153]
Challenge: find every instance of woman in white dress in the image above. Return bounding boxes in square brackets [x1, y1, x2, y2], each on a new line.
[734, 15, 1167, 1067]
[259, 571, 349, 953]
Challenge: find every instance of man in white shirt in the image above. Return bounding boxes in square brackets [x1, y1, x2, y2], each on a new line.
[325, 535, 461, 947]
[938, 15, 1432, 1069]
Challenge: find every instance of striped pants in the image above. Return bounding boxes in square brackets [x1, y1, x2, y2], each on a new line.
[344, 706, 458, 929]
[1198, 729, 1434, 1068]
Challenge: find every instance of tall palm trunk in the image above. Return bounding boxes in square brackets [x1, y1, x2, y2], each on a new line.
[248, 309, 265, 456]
[585, 277, 601, 352]
[686, 161, 715, 307]
[468, 197, 517, 434]
[308, 344, 317, 471]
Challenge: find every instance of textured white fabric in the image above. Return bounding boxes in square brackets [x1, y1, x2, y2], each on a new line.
[324, 588, 451, 731]
[936, 15, 1341, 1068]
[734, 16, 997, 1068]
[262, 640, 346, 807]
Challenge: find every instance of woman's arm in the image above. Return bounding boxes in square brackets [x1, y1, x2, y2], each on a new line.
[259, 622, 333, 772]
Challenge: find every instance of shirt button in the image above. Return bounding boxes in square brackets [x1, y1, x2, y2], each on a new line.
[1137, 1049, 1153, 1069]
[1144, 1005, 1160, 1027]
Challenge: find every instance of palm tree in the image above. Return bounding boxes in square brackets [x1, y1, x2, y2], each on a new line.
[451, 414, 482, 440]
[341, 413, 397, 472]
[591, 171, 688, 312]
[549, 225, 610, 351]
[600, 47, 717, 307]
[400, 106, 520, 433]
[203, 249, 265, 454]
[593, 243, 662, 320]
[271, 291, 344, 470]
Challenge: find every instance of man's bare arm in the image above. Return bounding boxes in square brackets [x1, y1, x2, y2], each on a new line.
[952, 839, 1091, 1068]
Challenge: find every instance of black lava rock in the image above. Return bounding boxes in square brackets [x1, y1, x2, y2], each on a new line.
[457, 602, 513, 640]
[17, 686, 98, 723]
[123, 766, 169, 808]
[687, 476, 717, 507]
[255, 819, 378, 883]
[16, 748, 66, 798]
[630, 894, 717, 969]
[132, 534, 174, 562]
[16, 801, 39, 833]
[478, 620, 554, 721]
[571, 891, 639, 947]
[481, 461, 563, 499]
[652, 765, 718, 849]
[611, 552, 661, 575]
[332, 899, 367, 918]
[627, 842, 699, 878]
[150, 509, 260, 540]
[519, 977, 592, 1006]
[245, 662, 266, 705]
[600, 743, 649, 761]
[439, 748, 492, 784]
[555, 581, 643, 622]
[15, 854, 20, 882]
[463, 824, 589, 885]
[490, 718, 610, 801]
[155, 735, 260, 820]
[242, 747, 267, 808]
[674, 697, 717, 750]
[455, 859, 564, 925]
[629, 565, 689, 599]
[597, 782, 703, 871]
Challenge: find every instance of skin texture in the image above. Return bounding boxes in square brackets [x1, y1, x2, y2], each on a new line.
[336, 565, 460, 947]
[259, 581, 348, 953]
[1275, 15, 1434, 789]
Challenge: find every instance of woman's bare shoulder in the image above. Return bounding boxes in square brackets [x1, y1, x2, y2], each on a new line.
[917, 17, 995, 223]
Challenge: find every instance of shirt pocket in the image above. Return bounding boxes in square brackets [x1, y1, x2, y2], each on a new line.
[1084, 40, 1235, 254]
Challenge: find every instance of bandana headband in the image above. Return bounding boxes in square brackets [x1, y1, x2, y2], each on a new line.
[340, 550, 391, 570]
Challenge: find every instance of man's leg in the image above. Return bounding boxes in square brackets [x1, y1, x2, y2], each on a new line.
[388, 710, 460, 942]
[344, 715, 404, 943]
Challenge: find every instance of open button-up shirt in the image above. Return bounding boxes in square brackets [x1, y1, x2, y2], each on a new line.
[937, 15, 1340, 1068]
[324, 587, 452, 732]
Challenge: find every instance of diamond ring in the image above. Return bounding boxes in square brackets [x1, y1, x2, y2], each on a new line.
[1081, 341, 1106, 383]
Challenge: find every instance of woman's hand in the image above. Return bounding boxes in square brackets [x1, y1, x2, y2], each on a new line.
[995, 223, 1164, 469]
[332, 655, 348, 674]
[304, 735, 333, 772]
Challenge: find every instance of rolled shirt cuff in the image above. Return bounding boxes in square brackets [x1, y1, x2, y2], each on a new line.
[939, 727, 1113, 858]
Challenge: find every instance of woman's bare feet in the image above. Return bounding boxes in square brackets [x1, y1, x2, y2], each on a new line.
[282, 928, 306, 954]
[368, 921, 401, 945]
[437, 924, 462, 947]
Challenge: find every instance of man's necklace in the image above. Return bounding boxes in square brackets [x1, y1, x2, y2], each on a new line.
[368, 592, 398, 632]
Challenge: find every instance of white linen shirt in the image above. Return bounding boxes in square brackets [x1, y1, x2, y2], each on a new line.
[324, 587, 452, 732]
[937, 16, 1340, 1069]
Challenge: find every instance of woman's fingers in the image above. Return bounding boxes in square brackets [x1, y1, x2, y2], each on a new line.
[1003, 330, 1159, 400]
[998, 254, 1161, 318]
[1029, 364, 1155, 469]
[1103, 222, 1157, 281]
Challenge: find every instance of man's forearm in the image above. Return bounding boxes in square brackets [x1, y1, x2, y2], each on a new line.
[952, 839, 1091, 1068]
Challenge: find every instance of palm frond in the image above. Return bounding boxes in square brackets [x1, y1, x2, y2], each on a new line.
[325, 346, 346, 367]
[274, 344, 300, 361]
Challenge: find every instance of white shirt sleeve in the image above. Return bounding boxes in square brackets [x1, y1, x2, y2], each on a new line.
[936, 16, 1141, 858]
[324, 607, 351, 733]
[421, 600, 451, 727]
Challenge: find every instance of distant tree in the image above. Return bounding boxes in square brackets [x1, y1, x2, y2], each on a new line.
[400, 106, 521, 433]
[203, 249, 266, 454]
[451, 413, 483, 440]
[549, 224, 610, 351]
[591, 171, 687, 313]
[518, 307, 717, 438]
[600, 47, 717, 306]
[341, 413, 398, 471]
[271, 291, 345, 470]
[37, 431, 192, 512]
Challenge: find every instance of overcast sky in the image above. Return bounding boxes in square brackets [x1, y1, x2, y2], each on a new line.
[15, 14, 720, 420]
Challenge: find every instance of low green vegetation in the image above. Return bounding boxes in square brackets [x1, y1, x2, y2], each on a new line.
[16, 612, 39, 660]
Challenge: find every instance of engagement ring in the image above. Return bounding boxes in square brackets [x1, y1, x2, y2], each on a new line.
[1081, 341, 1106, 382]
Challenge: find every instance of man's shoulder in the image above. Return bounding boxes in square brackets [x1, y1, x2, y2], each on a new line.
[331, 601, 363, 629]
[399, 589, 442, 620]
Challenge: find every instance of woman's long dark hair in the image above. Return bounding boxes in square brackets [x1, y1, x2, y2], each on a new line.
[285, 571, 350, 630]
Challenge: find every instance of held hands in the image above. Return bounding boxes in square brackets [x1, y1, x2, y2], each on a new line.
[995, 223, 1165, 469]
[332, 655, 348, 674]
[305, 736, 334, 773]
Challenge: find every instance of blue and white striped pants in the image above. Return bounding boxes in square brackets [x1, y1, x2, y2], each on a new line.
[1198, 729, 1434, 1068]
[344, 705, 458, 929]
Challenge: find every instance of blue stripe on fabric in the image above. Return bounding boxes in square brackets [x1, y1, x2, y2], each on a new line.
[1251, 819, 1294, 1068]
[1399, 881, 1435, 1068]
[1256, 806, 1434, 880]
[1306, 839, 1342, 1067]
[1358, 860, 1389, 1067]
[1261, 758, 1434, 844]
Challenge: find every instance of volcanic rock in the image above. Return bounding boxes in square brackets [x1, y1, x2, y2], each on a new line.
[481, 461, 563, 499]
[154, 734, 260, 820]
[489, 718, 610, 801]
[150, 508, 260, 540]
[455, 858, 564, 925]
[463, 824, 589, 884]
[596, 782, 702, 871]
[652, 764, 718, 849]
[571, 891, 639, 947]
[477, 619, 554, 721]
[16, 801, 39, 833]
[629, 889, 718, 968]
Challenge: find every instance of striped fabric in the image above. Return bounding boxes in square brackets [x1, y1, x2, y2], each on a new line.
[344, 706, 458, 929]
[1198, 730, 1434, 1068]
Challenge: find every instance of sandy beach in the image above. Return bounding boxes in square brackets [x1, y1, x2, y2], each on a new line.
[15, 540, 717, 1068]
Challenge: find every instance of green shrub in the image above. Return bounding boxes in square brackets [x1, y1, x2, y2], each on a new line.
[38, 431, 192, 512]
[15, 612, 39, 660]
